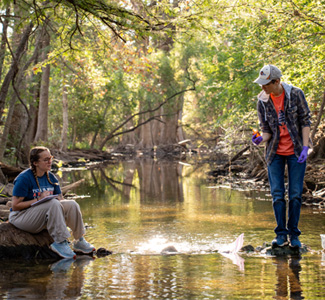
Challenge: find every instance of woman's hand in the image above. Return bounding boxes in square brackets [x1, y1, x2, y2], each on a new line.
[38, 190, 51, 200]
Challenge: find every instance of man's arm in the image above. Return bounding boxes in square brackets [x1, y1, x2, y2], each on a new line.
[261, 132, 272, 143]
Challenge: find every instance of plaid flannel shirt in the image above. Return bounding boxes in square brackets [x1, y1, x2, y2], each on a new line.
[256, 82, 311, 165]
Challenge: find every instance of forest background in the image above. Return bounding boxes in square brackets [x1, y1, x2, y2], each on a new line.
[0, 0, 324, 180]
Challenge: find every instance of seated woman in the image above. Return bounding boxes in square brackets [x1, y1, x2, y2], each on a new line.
[9, 146, 95, 259]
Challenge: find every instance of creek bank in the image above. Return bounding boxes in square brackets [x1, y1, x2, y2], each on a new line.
[0, 148, 114, 183]
[206, 144, 325, 208]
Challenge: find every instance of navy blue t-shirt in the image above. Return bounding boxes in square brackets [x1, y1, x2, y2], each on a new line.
[13, 169, 61, 201]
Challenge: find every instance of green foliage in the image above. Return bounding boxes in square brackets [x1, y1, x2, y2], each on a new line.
[0, 185, 9, 198]
[178, 0, 324, 144]
[0, 0, 324, 153]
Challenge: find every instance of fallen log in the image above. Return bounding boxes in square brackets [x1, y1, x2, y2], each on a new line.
[0, 162, 23, 182]
[50, 149, 112, 166]
[0, 222, 58, 259]
[61, 179, 85, 194]
[223, 145, 250, 169]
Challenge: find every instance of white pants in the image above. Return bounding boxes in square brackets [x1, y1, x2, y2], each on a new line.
[9, 199, 86, 243]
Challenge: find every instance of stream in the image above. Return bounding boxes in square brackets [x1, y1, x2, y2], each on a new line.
[1, 159, 325, 299]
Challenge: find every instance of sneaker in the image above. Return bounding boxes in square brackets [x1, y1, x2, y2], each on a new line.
[271, 235, 288, 248]
[50, 240, 77, 259]
[289, 235, 301, 249]
[73, 237, 96, 254]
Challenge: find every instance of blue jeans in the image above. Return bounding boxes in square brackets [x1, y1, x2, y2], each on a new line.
[267, 154, 306, 237]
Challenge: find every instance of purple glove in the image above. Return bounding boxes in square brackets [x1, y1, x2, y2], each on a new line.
[297, 146, 308, 163]
[252, 134, 263, 145]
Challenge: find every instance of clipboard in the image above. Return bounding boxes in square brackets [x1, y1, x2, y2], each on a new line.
[31, 194, 59, 206]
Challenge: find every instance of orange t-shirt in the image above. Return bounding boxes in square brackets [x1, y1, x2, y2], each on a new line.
[271, 91, 295, 155]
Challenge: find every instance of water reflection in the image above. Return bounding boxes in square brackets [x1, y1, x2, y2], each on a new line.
[273, 256, 303, 300]
[105, 159, 185, 203]
[219, 252, 245, 272]
[2, 160, 325, 299]
[0, 256, 93, 299]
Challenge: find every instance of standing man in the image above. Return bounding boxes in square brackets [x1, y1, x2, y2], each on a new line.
[252, 64, 311, 249]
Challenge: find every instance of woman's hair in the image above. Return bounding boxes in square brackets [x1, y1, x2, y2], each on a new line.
[30, 146, 58, 190]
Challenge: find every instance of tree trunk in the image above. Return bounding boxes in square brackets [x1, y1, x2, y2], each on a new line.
[24, 32, 43, 147]
[159, 105, 178, 144]
[0, 13, 37, 161]
[91, 102, 109, 149]
[15, 33, 45, 164]
[61, 82, 69, 152]
[0, 22, 33, 122]
[138, 111, 155, 149]
[25, 87, 39, 146]
[121, 117, 137, 146]
[177, 94, 186, 141]
[90, 131, 98, 149]
[0, 93, 18, 159]
[0, 7, 10, 83]
[34, 27, 51, 142]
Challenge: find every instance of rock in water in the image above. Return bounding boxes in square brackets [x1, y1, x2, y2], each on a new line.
[261, 244, 309, 256]
[240, 245, 255, 252]
[96, 247, 113, 257]
[161, 245, 178, 254]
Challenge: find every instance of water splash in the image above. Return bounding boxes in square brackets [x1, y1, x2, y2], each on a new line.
[134, 233, 244, 255]
[217, 233, 244, 253]
[217, 233, 245, 271]
[134, 233, 245, 271]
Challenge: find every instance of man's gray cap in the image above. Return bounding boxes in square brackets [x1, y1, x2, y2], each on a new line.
[254, 65, 282, 85]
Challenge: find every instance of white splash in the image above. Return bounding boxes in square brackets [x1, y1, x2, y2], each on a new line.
[217, 233, 245, 272]
[136, 236, 170, 254]
[135, 235, 216, 254]
[218, 233, 244, 253]
[133, 233, 245, 271]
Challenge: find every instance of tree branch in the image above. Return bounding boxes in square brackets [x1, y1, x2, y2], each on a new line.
[0, 22, 34, 123]
[109, 113, 169, 138]
[99, 84, 196, 149]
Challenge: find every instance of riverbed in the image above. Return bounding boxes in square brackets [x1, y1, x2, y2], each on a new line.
[1, 159, 325, 299]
